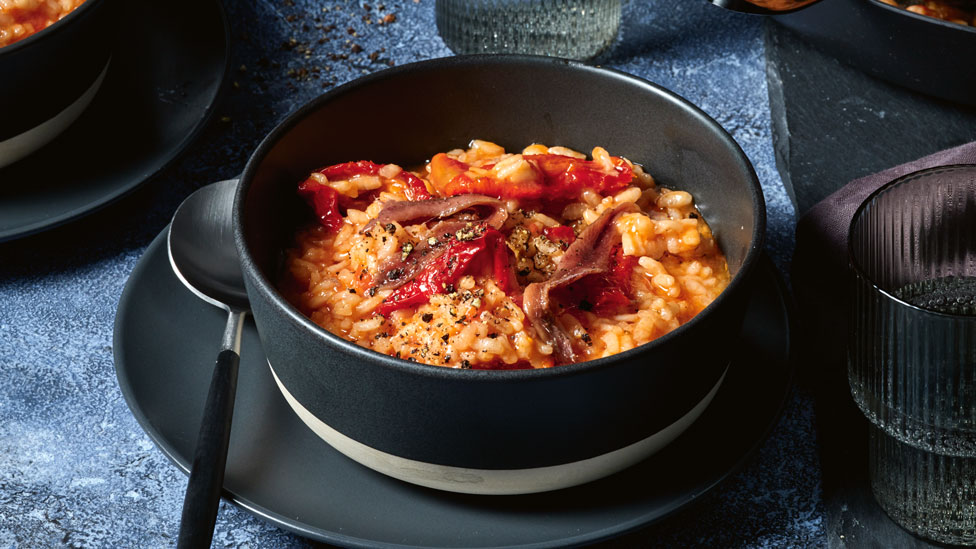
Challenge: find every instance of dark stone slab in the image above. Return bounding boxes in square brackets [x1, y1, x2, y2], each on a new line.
[765, 18, 976, 549]
[765, 20, 976, 216]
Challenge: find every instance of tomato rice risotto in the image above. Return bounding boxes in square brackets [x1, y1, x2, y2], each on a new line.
[280, 141, 730, 369]
[0, 0, 86, 47]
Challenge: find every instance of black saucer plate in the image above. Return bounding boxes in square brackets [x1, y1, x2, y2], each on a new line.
[114, 231, 795, 548]
[0, 0, 228, 242]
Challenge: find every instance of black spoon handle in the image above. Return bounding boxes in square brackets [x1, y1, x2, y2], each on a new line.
[176, 348, 240, 549]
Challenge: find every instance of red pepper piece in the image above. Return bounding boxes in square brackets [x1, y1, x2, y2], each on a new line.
[529, 154, 633, 197]
[556, 245, 638, 315]
[609, 245, 638, 286]
[428, 153, 469, 188]
[298, 161, 382, 231]
[590, 286, 631, 314]
[317, 160, 383, 180]
[317, 160, 431, 201]
[377, 228, 517, 315]
[542, 225, 576, 246]
[297, 179, 343, 232]
[378, 236, 489, 315]
[428, 153, 543, 199]
[299, 161, 433, 230]
[397, 170, 432, 201]
[428, 153, 633, 201]
[590, 246, 638, 314]
[486, 229, 519, 295]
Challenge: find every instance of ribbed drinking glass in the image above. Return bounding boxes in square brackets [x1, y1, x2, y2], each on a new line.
[435, 0, 621, 61]
[848, 164, 976, 545]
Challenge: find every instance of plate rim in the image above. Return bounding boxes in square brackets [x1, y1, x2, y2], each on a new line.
[0, 0, 230, 243]
[113, 230, 796, 548]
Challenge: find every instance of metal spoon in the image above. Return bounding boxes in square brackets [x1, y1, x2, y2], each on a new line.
[707, 0, 822, 15]
[167, 178, 248, 549]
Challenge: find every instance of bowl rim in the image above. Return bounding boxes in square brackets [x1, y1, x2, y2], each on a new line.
[0, 0, 106, 56]
[235, 54, 767, 382]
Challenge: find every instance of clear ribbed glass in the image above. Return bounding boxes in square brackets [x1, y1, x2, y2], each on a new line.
[870, 423, 976, 545]
[849, 165, 976, 544]
[435, 0, 621, 61]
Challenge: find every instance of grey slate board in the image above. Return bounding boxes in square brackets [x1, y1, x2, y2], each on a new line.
[765, 20, 976, 216]
[765, 18, 976, 549]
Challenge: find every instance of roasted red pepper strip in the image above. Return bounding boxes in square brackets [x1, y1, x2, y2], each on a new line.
[428, 153, 522, 197]
[487, 229, 518, 295]
[397, 170, 432, 201]
[299, 161, 383, 231]
[590, 246, 638, 314]
[542, 225, 576, 246]
[377, 228, 515, 315]
[428, 153, 632, 201]
[530, 154, 633, 197]
[555, 244, 637, 315]
[299, 161, 432, 230]
[317, 161, 431, 201]
[378, 236, 489, 315]
[590, 286, 631, 314]
[318, 160, 383, 180]
[298, 180, 343, 232]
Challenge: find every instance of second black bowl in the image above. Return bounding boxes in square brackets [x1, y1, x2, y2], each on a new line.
[0, 0, 115, 168]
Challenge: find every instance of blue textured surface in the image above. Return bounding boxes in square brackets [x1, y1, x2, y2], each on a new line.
[0, 1, 822, 547]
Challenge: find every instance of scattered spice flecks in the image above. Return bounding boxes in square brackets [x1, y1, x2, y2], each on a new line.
[257, 1, 403, 87]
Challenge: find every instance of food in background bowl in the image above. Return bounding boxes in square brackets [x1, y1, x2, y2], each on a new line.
[0, 0, 110, 169]
[0, 0, 87, 47]
[281, 140, 729, 369]
[875, 0, 975, 25]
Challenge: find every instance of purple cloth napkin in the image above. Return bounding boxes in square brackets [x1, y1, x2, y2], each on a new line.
[791, 142, 976, 374]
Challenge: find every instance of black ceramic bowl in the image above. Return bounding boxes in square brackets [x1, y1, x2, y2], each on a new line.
[235, 56, 766, 495]
[0, 0, 114, 168]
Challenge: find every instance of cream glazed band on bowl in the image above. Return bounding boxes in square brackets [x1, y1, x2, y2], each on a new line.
[0, 59, 109, 169]
[270, 361, 729, 495]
